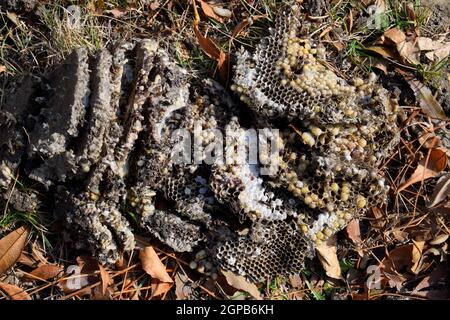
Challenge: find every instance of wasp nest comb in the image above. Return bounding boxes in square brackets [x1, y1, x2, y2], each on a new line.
[0, 3, 399, 282]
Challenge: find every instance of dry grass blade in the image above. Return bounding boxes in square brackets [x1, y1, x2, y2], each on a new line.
[0, 226, 30, 275]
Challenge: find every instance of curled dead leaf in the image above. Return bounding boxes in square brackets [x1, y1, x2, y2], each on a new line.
[105, 8, 128, 18]
[410, 240, 425, 274]
[398, 148, 447, 192]
[231, 15, 267, 39]
[316, 235, 343, 280]
[379, 241, 424, 290]
[346, 219, 362, 244]
[369, 206, 386, 228]
[412, 264, 450, 299]
[151, 278, 173, 297]
[98, 264, 111, 295]
[407, 79, 447, 120]
[198, 0, 223, 23]
[366, 45, 398, 60]
[140, 246, 173, 297]
[427, 173, 450, 208]
[417, 37, 435, 51]
[27, 264, 63, 281]
[221, 269, 262, 300]
[383, 28, 406, 44]
[175, 271, 191, 300]
[0, 226, 30, 275]
[429, 234, 449, 246]
[193, 20, 229, 83]
[0, 282, 31, 300]
[379, 245, 413, 289]
[212, 6, 232, 18]
[139, 246, 173, 283]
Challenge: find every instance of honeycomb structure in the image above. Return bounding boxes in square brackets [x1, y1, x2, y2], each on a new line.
[217, 4, 399, 279]
[0, 3, 399, 282]
[216, 221, 311, 282]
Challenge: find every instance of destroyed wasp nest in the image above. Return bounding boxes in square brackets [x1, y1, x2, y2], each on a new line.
[0, 4, 398, 282]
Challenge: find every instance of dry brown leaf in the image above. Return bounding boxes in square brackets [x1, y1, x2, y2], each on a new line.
[434, 44, 450, 61]
[221, 270, 262, 300]
[371, 58, 389, 74]
[429, 234, 449, 245]
[198, 0, 223, 23]
[98, 264, 111, 295]
[6, 11, 21, 27]
[193, 22, 221, 59]
[212, 6, 232, 18]
[105, 8, 128, 18]
[398, 148, 447, 192]
[390, 229, 409, 242]
[346, 219, 362, 244]
[428, 173, 450, 208]
[369, 206, 386, 228]
[417, 38, 450, 61]
[0, 65, 6, 74]
[91, 286, 112, 300]
[379, 244, 414, 289]
[407, 79, 447, 120]
[429, 202, 450, 216]
[346, 9, 353, 33]
[410, 240, 425, 274]
[0, 282, 31, 300]
[412, 264, 449, 299]
[18, 252, 36, 267]
[30, 242, 48, 265]
[231, 15, 266, 39]
[28, 264, 63, 281]
[288, 274, 302, 288]
[384, 28, 406, 44]
[405, 2, 416, 23]
[139, 246, 173, 283]
[316, 235, 343, 280]
[418, 130, 441, 149]
[174, 272, 191, 300]
[323, 33, 344, 51]
[77, 255, 99, 276]
[193, 20, 230, 83]
[150, 0, 161, 11]
[397, 41, 420, 64]
[366, 45, 397, 60]
[380, 240, 424, 279]
[151, 278, 173, 297]
[0, 226, 30, 275]
[417, 37, 435, 51]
